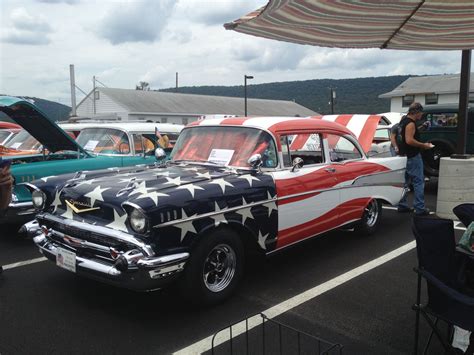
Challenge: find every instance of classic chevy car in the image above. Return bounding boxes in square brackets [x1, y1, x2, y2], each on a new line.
[30, 115, 406, 304]
[0, 96, 183, 225]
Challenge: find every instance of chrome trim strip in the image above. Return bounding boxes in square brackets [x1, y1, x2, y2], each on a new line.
[8, 201, 33, 209]
[137, 252, 189, 268]
[153, 197, 277, 229]
[38, 213, 155, 256]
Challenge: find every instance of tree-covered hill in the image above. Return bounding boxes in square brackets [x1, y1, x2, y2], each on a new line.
[161, 75, 410, 114]
[0, 95, 71, 123]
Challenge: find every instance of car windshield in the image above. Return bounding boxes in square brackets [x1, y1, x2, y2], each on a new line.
[171, 126, 277, 168]
[76, 128, 131, 155]
[5, 130, 41, 151]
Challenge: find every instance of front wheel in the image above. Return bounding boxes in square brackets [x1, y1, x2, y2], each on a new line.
[354, 199, 382, 235]
[179, 228, 244, 305]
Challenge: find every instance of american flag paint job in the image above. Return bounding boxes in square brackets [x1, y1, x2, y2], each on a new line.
[30, 116, 406, 292]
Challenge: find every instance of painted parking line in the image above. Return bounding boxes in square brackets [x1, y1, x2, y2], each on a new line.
[3, 257, 47, 271]
[173, 240, 416, 355]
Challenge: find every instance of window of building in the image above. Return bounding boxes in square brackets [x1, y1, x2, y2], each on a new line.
[161, 117, 168, 123]
[279, 133, 324, 168]
[402, 95, 414, 107]
[425, 93, 438, 105]
[182, 118, 189, 125]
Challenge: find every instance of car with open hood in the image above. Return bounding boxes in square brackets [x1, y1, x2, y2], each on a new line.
[0, 96, 183, 225]
[30, 114, 406, 304]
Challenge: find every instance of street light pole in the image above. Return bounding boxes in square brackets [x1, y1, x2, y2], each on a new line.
[244, 74, 254, 116]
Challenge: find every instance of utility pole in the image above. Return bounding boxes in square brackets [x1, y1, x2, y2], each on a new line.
[176, 72, 178, 92]
[329, 87, 336, 114]
[69, 64, 77, 117]
[93, 75, 96, 115]
[244, 74, 254, 116]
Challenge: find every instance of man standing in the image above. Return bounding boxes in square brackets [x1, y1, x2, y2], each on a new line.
[397, 102, 433, 216]
[0, 157, 13, 275]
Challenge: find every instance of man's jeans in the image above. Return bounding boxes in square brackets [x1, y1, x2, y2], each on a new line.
[398, 153, 425, 213]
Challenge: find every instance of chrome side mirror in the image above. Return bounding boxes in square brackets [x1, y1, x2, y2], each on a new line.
[291, 157, 304, 172]
[155, 147, 166, 161]
[248, 154, 262, 170]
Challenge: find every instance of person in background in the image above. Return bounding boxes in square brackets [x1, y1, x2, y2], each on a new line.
[0, 157, 13, 275]
[397, 102, 433, 216]
[389, 123, 400, 156]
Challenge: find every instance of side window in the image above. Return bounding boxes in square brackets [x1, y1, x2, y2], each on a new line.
[402, 95, 414, 107]
[326, 134, 362, 162]
[132, 134, 156, 155]
[428, 112, 458, 128]
[132, 134, 145, 155]
[280, 133, 324, 168]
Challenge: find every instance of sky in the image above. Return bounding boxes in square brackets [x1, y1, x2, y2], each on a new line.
[0, 0, 471, 106]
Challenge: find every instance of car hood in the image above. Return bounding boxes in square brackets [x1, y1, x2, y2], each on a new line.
[0, 96, 86, 154]
[311, 114, 382, 153]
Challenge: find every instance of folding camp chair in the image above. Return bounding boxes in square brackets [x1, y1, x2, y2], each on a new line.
[453, 203, 474, 228]
[412, 216, 474, 354]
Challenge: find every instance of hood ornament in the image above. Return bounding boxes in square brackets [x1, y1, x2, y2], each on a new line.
[65, 199, 100, 214]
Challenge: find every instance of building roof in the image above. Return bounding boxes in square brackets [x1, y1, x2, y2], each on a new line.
[379, 73, 474, 99]
[93, 87, 317, 117]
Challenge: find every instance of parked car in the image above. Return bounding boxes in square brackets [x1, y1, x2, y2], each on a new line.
[417, 104, 474, 176]
[0, 96, 183, 225]
[30, 115, 406, 304]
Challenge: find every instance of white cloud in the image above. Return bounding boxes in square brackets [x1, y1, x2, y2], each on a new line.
[96, 0, 177, 45]
[1, 7, 53, 45]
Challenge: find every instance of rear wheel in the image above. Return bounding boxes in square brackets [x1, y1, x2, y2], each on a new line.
[354, 199, 382, 235]
[179, 228, 244, 305]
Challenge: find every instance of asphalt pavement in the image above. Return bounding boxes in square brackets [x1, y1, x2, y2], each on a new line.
[0, 180, 466, 354]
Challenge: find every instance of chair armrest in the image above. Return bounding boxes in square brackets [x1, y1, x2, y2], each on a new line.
[416, 268, 474, 307]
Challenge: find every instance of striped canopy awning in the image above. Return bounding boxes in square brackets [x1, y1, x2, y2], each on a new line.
[224, 0, 474, 50]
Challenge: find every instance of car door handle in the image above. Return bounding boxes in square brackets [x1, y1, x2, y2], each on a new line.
[325, 167, 336, 173]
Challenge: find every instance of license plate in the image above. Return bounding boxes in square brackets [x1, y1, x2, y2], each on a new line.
[56, 247, 76, 273]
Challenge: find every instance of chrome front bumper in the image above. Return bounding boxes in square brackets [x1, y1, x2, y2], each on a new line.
[33, 215, 189, 291]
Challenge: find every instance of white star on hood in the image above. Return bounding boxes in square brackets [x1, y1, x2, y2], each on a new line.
[235, 197, 254, 224]
[178, 209, 197, 242]
[84, 186, 110, 207]
[128, 181, 154, 197]
[75, 178, 96, 187]
[106, 210, 128, 232]
[40, 175, 57, 182]
[137, 191, 169, 206]
[195, 171, 211, 180]
[164, 176, 182, 186]
[258, 231, 269, 250]
[176, 183, 204, 198]
[210, 201, 228, 227]
[209, 178, 234, 194]
[61, 203, 74, 220]
[51, 189, 63, 213]
[237, 174, 260, 187]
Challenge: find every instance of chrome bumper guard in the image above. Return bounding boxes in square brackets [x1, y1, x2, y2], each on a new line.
[33, 214, 189, 291]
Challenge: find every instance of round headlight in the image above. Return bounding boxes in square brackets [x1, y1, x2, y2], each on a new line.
[32, 190, 46, 210]
[129, 208, 147, 234]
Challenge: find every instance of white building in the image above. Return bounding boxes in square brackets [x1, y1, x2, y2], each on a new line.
[379, 73, 474, 113]
[75, 87, 317, 124]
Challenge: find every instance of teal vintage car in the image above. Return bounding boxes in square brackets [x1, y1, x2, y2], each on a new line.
[0, 96, 183, 225]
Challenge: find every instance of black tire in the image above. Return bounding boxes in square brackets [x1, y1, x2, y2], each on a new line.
[354, 199, 382, 235]
[179, 228, 245, 305]
[422, 142, 453, 177]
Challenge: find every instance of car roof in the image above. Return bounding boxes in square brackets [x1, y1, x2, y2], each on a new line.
[59, 122, 184, 133]
[423, 104, 474, 112]
[189, 116, 354, 136]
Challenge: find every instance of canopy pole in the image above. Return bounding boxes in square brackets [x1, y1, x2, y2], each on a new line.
[456, 49, 471, 155]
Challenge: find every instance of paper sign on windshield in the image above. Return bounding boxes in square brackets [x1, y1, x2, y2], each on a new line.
[84, 140, 99, 151]
[208, 149, 234, 166]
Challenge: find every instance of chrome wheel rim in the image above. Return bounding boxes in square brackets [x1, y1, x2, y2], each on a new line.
[365, 200, 379, 228]
[202, 243, 236, 293]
